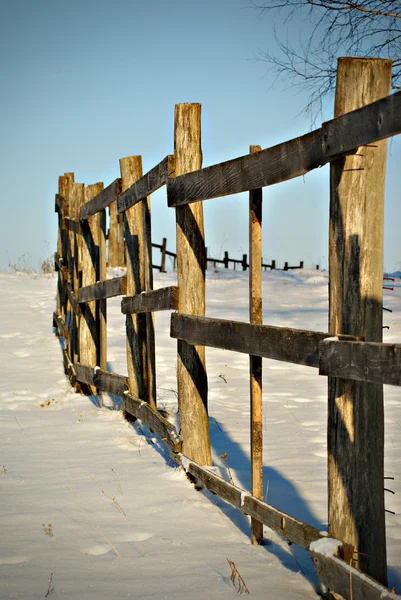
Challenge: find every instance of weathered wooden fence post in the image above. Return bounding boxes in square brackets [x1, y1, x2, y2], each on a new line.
[57, 174, 73, 326]
[160, 237, 167, 273]
[249, 144, 263, 545]
[108, 201, 125, 267]
[99, 201, 107, 371]
[174, 103, 212, 465]
[80, 183, 104, 394]
[70, 182, 85, 367]
[328, 57, 391, 585]
[120, 156, 156, 408]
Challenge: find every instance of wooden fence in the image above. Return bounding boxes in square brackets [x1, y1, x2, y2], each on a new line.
[53, 57, 401, 600]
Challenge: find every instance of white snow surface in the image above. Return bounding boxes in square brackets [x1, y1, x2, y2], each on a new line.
[1, 268, 400, 599]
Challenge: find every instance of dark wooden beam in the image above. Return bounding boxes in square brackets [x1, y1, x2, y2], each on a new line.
[78, 276, 127, 303]
[123, 393, 181, 453]
[117, 155, 175, 214]
[171, 314, 359, 368]
[121, 286, 178, 314]
[75, 363, 129, 396]
[79, 178, 122, 220]
[167, 91, 401, 207]
[319, 340, 401, 386]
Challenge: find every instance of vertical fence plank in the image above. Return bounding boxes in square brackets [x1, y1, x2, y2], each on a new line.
[57, 174, 73, 326]
[161, 237, 167, 273]
[249, 144, 263, 545]
[108, 202, 125, 267]
[70, 182, 85, 368]
[174, 103, 212, 465]
[99, 206, 107, 371]
[328, 57, 391, 585]
[80, 183, 104, 394]
[120, 156, 152, 405]
[143, 190, 157, 408]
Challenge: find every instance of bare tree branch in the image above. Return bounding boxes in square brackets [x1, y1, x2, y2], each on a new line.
[253, 0, 401, 118]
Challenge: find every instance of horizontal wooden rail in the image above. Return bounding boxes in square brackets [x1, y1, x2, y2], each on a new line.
[174, 454, 323, 549]
[171, 314, 359, 368]
[75, 363, 129, 396]
[78, 276, 127, 303]
[124, 393, 181, 453]
[117, 155, 175, 214]
[319, 340, 401, 386]
[311, 547, 401, 600]
[121, 286, 178, 314]
[80, 178, 122, 220]
[176, 454, 399, 599]
[167, 90, 401, 207]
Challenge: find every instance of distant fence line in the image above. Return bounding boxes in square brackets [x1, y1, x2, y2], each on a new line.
[53, 57, 401, 600]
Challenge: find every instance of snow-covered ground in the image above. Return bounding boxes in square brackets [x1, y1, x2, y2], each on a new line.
[0, 269, 400, 599]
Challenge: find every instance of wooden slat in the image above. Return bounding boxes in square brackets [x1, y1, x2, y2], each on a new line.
[322, 88, 401, 159]
[124, 393, 181, 453]
[243, 496, 322, 550]
[79, 178, 122, 220]
[171, 314, 359, 368]
[117, 155, 175, 214]
[311, 549, 401, 600]
[121, 286, 178, 314]
[167, 129, 324, 206]
[167, 91, 401, 207]
[320, 340, 401, 386]
[78, 276, 127, 303]
[75, 363, 129, 396]
[175, 454, 323, 548]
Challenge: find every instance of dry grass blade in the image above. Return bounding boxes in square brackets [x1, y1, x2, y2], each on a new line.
[45, 572, 54, 597]
[227, 559, 250, 594]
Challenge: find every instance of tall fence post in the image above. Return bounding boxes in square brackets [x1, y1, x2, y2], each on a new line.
[249, 145, 263, 545]
[57, 174, 73, 327]
[120, 156, 155, 408]
[99, 202, 107, 371]
[328, 57, 391, 585]
[108, 201, 125, 267]
[161, 237, 167, 273]
[174, 103, 212, 465]
[80, 182, 104, 394]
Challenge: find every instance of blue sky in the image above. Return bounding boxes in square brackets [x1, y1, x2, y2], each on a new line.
[1, 0, 400, 272]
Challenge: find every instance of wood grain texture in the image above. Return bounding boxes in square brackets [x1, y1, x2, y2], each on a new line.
[174, 103, 212, 466]
[176, 454, 323, 549]
[328, 57, 390, 585]
[311, 550, 401, 600]
[108, 200, 125, 267]
[117, 155, 175, 213]
[78, 276, 127, 303]
[171, 314, 359, 367]
[167, 90, 400, 207]
[120, 156, 152, 405]
[320, 340, 401, 386]
[75, 363, 129, 396]
[79, 183, 103, 394]
[123, 393, 181, 452]
[249, 144, 263, 545]
[167, 129, 323, 206]
[322, 87, 401, 159]
[121, 286, 178, 314]
[99, 208, 107, 369]
[79, 178, 122, 220]
[69, 182, 85, 367]
[243, 496, 322, 550]
[63, 217, 81, 235]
